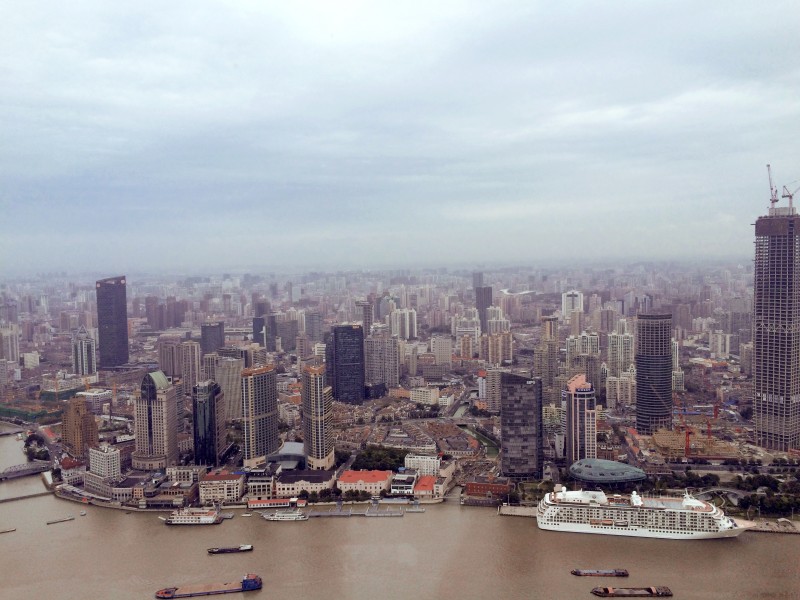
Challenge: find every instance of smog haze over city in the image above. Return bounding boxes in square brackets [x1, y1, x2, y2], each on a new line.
[2, 1, 800, 275]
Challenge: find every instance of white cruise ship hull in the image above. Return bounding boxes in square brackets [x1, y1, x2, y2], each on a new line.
[536, 519, 750, 539]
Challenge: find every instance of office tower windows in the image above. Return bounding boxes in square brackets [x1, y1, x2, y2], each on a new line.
[753, 202, 800, 451]
[241, 365, 279, 468]
[500, 372, 543, 479]
[302, 363, 334, 470]
[192, 380, 225, 467]
[564, 374, 597, 464]
[132, 371, 178, 470]
[201, 321, 225, 356]
[635, 313, 673, 435]
[325, 324, 365, 404]
[71, 325, 96, 376]
[96, 276, 129, 368]
[475, 286, 493, 335]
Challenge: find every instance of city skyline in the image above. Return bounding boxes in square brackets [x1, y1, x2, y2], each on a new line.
[2, 2, 800, 274]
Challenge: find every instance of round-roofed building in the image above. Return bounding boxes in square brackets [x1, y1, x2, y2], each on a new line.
[569, 458, 646, 486]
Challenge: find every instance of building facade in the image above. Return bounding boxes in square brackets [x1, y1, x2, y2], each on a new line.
[635, 313, 673, 435]
[96, 276, 129, 368]
[499, 372, 543, 480]
[71, 326, 97, 376]
[326, 324, 365, 404]
[564, 374, 597, 465]
[192, 380, 226, 467]
[753, 203, 800, 451]
[132, 371, 178, 471]
[301, 363, 334, 470]
[241, 365, 280, 468]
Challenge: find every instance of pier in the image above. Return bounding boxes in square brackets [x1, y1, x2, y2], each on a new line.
[307, 501, 405, 518]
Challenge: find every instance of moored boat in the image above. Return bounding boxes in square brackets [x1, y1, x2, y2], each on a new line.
[164, 507, 222, 526]
[572, 569, 629, 577]
[263, 509, 308, 521]
[46, 516, 75, 525]
[591, 586, 672, 597]
[207, 544, 253, 554]
[155, 573, 262, 598]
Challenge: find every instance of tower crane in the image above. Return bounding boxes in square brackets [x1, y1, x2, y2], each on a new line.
[782, 182, 800, 211]
[767, 164, 779, 207]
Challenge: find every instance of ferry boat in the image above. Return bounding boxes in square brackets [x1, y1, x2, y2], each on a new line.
[262, 509, 308, 522]
[155, 573, 262, 598]
[163, 507, 222, 526]
[207, 544, 253, 554]
[536, 485, 752, 539]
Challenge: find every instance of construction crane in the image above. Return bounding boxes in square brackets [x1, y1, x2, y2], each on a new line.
[768, 164, 779, 206]
[782, 182, 800, 211]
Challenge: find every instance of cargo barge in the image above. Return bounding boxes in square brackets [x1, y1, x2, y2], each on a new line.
[207, 545, 253, 555]
[572, 569, 629, 577]
[155, 573, 262, 598]
[591, 586, 672, 597]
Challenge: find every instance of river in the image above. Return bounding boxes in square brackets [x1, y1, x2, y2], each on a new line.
[1, 426, 799, 599]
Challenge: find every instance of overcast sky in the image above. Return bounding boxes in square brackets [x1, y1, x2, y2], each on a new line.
[2, 1, 799, 275]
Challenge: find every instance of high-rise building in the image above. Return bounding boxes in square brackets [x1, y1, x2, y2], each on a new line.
[564, 374, 597, 465]
[608, 331, 635, 377]
[71, 325, 96, 376]
[200, 321, 225, 356]
[475, 286, 493, 335]
[62, 396, 98, 459]
[252, 316, 266, 347]
[753, 201, 800, 451]
[241, 365, 280, 468]
[389, 308, 417, 340]
[132, 371, 178, 471]
[635, 313, 673, 435]
[356, 300, 374, 336]
[485, 368, 504, 413]
[192, 380, 226, 467]
[305, 311, 323, 342]
[472, 271, 484, 289]
[562, 290, 584, 321]
[181, 341, 202, 391]
[326, 325, 365, 404]
[302, 363, 334, 470]
[430, 335, 453, 368]
[364, 335, 400, 389]
[499, 372, 543, 479]
[216, 357, 244, 422]
[96, 276, 129, 368]
[0, 325, 20, 363]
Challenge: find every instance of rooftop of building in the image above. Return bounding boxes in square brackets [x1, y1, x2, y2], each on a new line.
[339, 469, 392, 484]
[568, 458, 647, 483]
[201, 469, 243, 482]
[414, 475, 436, 492]
[277, 469, 335, 484]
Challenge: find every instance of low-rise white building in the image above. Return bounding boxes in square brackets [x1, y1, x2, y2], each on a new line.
[198, 470, 245, 505]
[337, 470, 392, 495]
[404, 454, 441, 476]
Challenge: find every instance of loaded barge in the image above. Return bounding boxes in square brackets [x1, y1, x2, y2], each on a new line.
[572, 569, 629, 577]
[591, 586, 672, 597]
[207, 545, 253, 555]
[155, 573, 262, 598]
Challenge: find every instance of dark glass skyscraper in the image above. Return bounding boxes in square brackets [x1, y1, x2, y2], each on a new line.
[475, 285, 492, 335]
[96, 276, 129, 368]
[753, 204, 800, 451]
[200, 321, 225, 356]
[499, 372, 543, 479]
[192, 380, 225, 467]
[326, 324, 365, 404]
[252, 316, 266, 346]
[635, 313, 673, 435]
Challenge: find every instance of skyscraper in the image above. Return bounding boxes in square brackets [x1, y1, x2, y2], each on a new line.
[241, 365, 280, 468]
[326, 324, 365, 404]
[216, 357, 244, 422]
[62, 396, 98, 459]
[753, 201, 800, 451]
[132, 371, 178, 470]
[252, 316, 266, 346]
[499, 372, 543, 479]
[564, 374, 597, 465]
[302, 363, 334, 470]
[475, 285, 493, 335]
[192, 380, 226, 467]
[635, 313, 673, 435]
[200, 321, 225, 356]
[71, 325, 96, 376]
[96, 276, 129, 368]
[356, 300, 374, 336]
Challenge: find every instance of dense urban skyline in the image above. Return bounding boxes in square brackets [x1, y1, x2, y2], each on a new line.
[2, 2, 800, 274]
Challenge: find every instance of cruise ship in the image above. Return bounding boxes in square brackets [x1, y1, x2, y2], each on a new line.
[262, 509, 308, 522]
[536, 485, 752, 539]
[161, 507, 222, 525]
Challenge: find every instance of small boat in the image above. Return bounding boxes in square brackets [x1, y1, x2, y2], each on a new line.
[46, 516, 75, 525]
[80, 510, 87, 516]
[241, 513, 253, 517]
[572, 569, 629, 577]
[207, 544, 254, 554]
[591, 587, 672, 597]
[0, 528, 16, 535]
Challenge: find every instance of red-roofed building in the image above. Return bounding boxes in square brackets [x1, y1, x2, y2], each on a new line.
[337, 470, 392, 495]
[413, 475, 436, 499]
[198, 469, 245, 505]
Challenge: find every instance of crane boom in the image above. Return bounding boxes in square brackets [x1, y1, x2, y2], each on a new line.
[767, 164, 779, 206]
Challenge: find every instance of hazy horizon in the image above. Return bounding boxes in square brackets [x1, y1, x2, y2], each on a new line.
[2, 2, 799, 275]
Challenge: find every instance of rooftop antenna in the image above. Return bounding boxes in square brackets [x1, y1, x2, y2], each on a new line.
[767, 164, 779, 207]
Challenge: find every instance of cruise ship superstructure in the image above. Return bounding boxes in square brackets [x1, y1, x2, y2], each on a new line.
[536, 486, 752, 539]
[162, 506, 222, 525]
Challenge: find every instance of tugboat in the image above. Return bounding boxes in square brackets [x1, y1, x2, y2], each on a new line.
[207, 544, 253, 555]
[591, 586, 672, 597]
[155, 573, 262, 598]
[572, 569, 629, 577]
